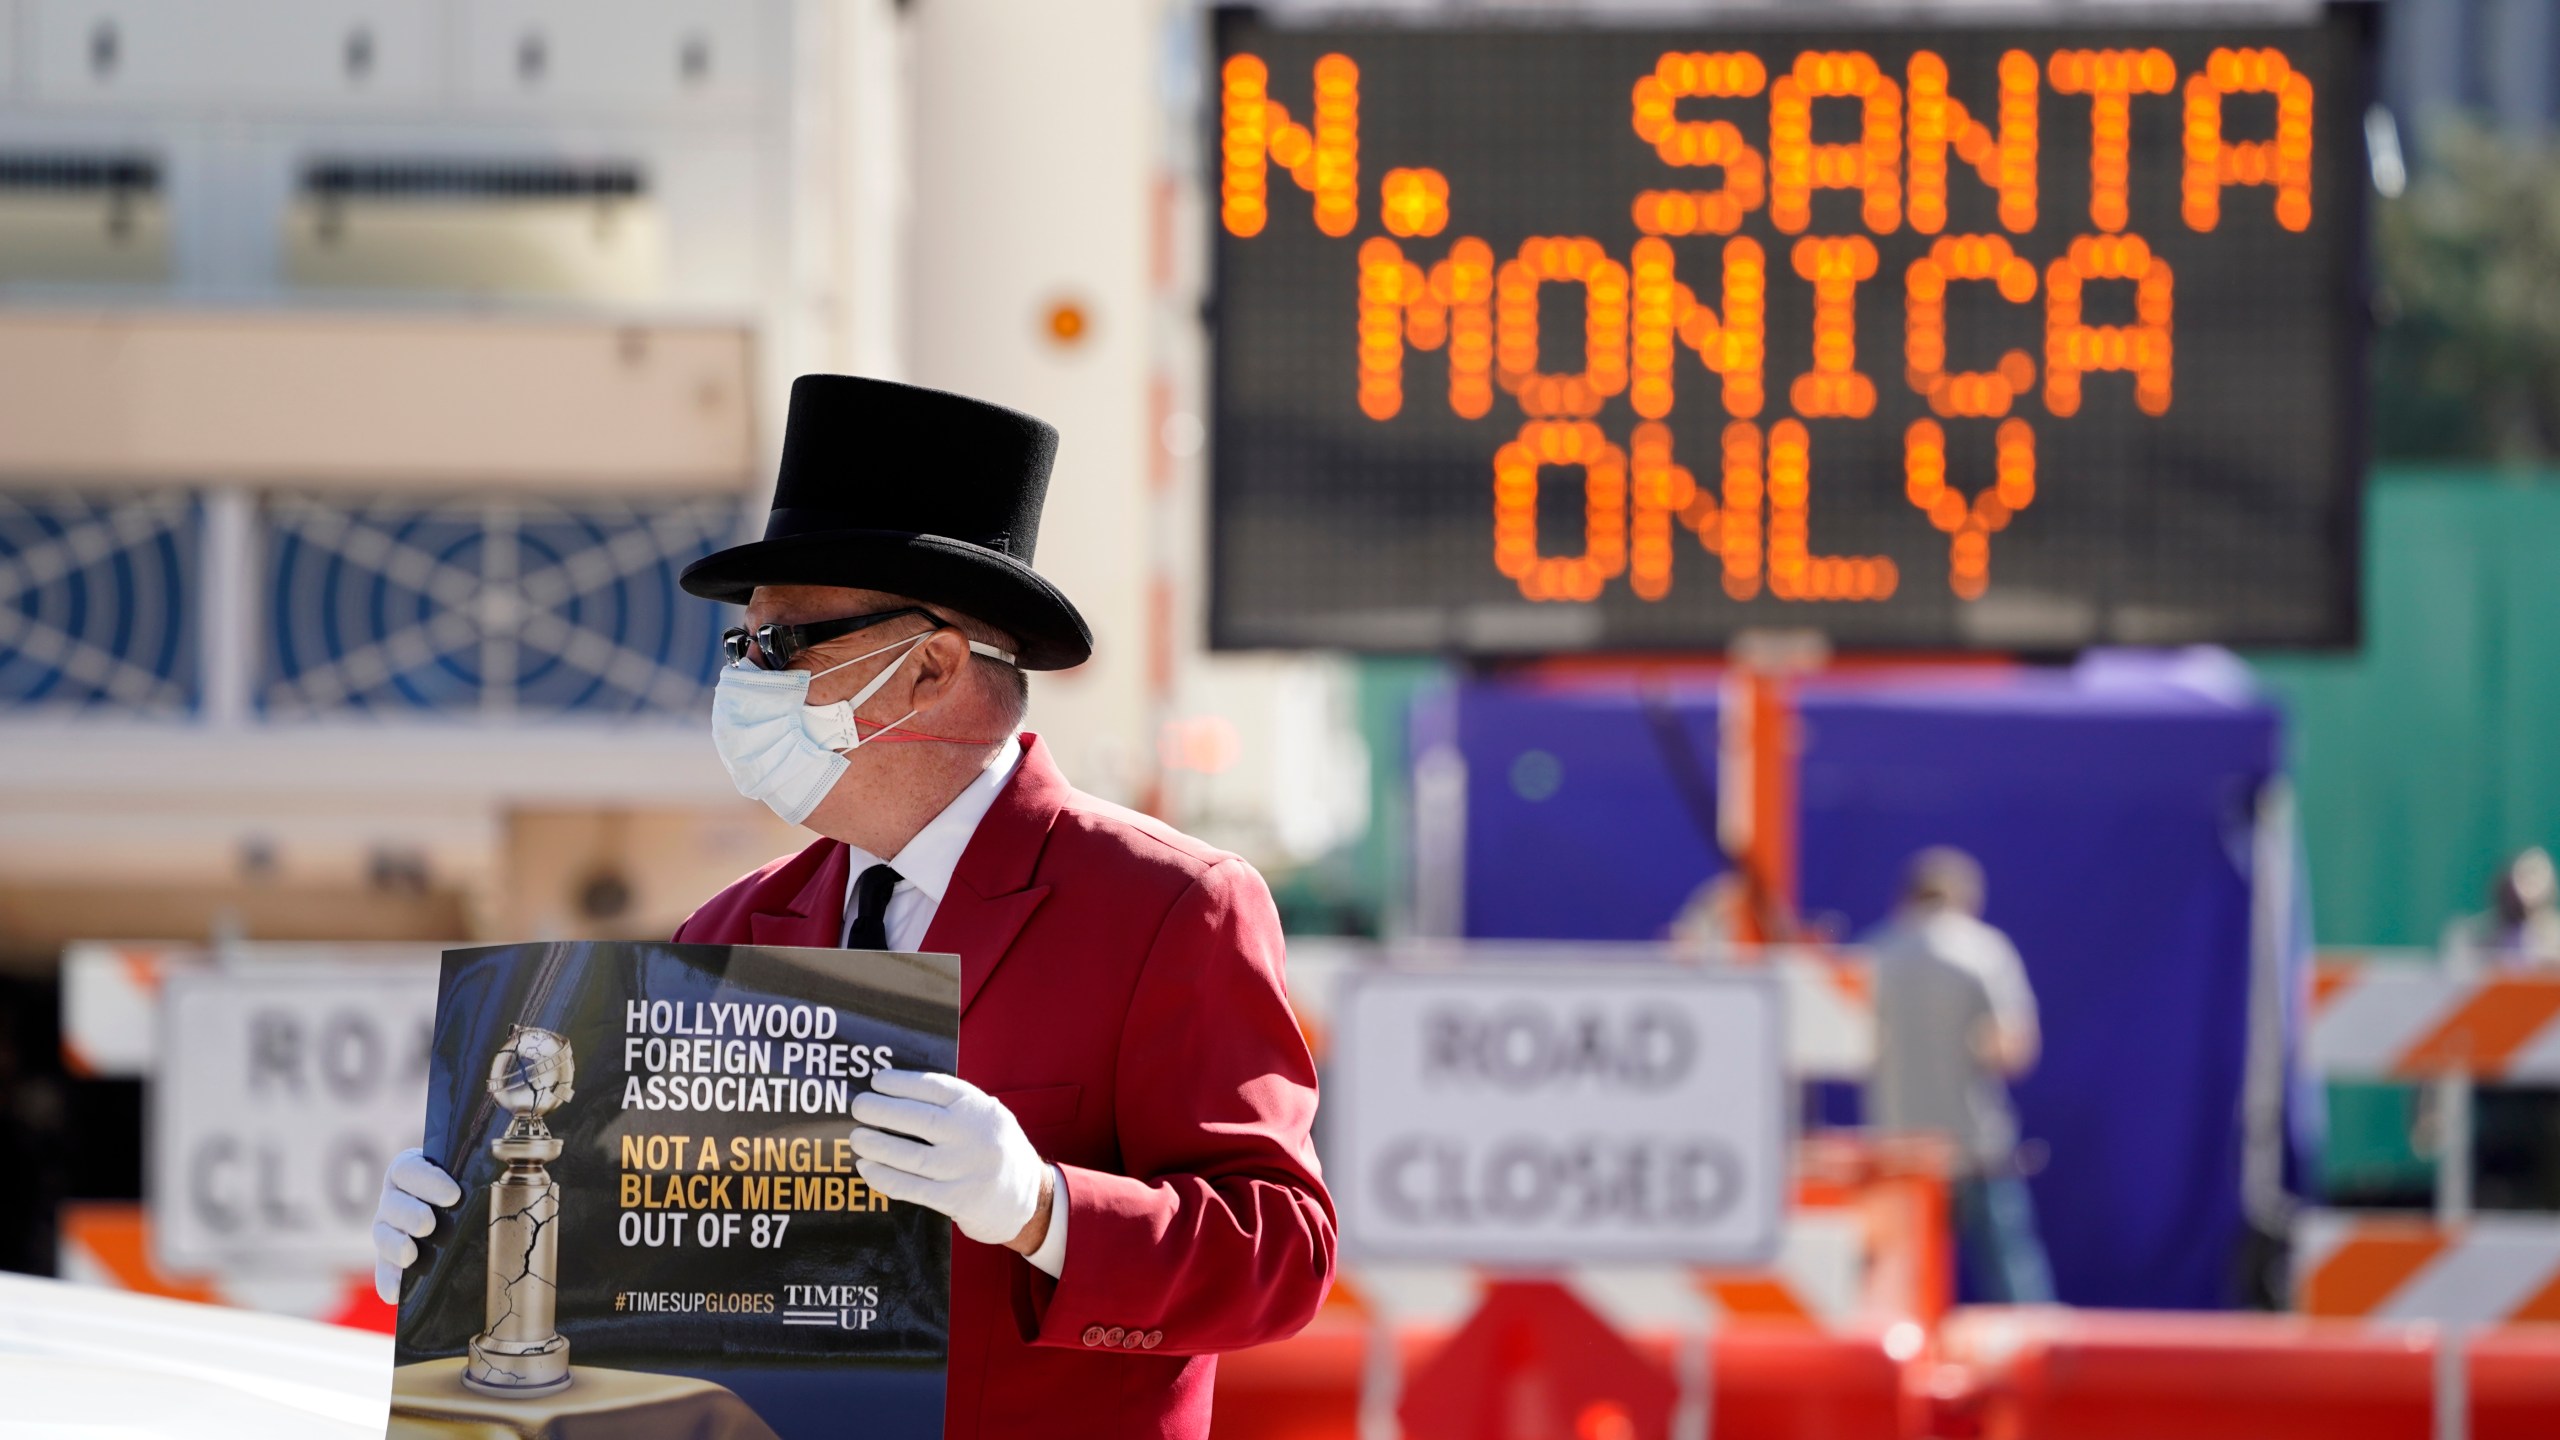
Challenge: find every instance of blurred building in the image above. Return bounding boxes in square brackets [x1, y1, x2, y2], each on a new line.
[0, 0, 843, 959]
[2386, 0, 2560, 136]
[0, 0, 1370, 978]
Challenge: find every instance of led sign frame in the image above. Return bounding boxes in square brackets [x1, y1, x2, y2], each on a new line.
[1208, 6, 2372, 653]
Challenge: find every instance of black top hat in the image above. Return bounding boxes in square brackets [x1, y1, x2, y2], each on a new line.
[680, 375, 1093, 670]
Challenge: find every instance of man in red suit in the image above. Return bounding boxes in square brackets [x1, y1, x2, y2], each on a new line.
[371, 376, 1334, 1437]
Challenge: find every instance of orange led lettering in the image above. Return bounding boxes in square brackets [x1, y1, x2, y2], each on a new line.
[2045, 233, 2173, 416]
[1381, 167, 1451, 238]
[2048, 49, 2175, 232]
[1770, 52, 1901, 235]
[1907, 50, 2038, 235]
[2183, 48, 2313, 232]
[1906, 418, 2035, 599]
[1905, 234, 2038, 417]
[1720, 421, 1764, 600]
[1632, 51, 1768, 236]
[1356, 236, 1494, 420]
[1219, 53, 1358, 238]
[1715, 420, 1897, 603]
[1766, 420, 1898, 601]
[1789, 236, 1879, 419]
[1629, 236, 1766, 420]
[1630, 421, 1717, 602]
[1495, 237, 1630, 419]
[1221, 56, 1270, 236]
[1492, 421, 1627, 602]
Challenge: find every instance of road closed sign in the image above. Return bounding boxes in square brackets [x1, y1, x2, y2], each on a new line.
[151, 964, 437, 1273]
[1332, 963, 1785, 1266]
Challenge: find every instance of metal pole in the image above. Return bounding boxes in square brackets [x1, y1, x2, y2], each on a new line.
[1719, 630, 1825, 945]
[2436, 1073, 2473, 1229]
[2430, 925, 2477, 1440]
[2241, 780, 2298, 1243]
[1672, 1305, 1717, 1440]
[199, 486, 256, 729]
[1356, 1295, 1400, 1440]
[2431, 1072, 2472, 1440]
[2434, 1321, 2468, 1440]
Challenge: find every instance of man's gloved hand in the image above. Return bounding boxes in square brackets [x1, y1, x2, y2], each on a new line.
[372, 1148, 463, 1305]
[849, 1069, 1046, 1247]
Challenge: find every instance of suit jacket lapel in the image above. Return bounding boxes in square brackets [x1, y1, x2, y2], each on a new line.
[747, 841, 852, 949]
[923, 733, 1068, 1014]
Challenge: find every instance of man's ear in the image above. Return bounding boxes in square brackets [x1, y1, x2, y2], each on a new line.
[905, 627, 975, 709]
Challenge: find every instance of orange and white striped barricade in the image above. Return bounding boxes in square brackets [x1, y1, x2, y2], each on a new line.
[2296, 1211, 2560, 1327]
[1770, 943, 1877, 1081]
[2298, 953, 2560, 1440]
[56, 1200, 396, 1332]
[2308, 954, 2560, 1083]
[60, 941, 205, 1079]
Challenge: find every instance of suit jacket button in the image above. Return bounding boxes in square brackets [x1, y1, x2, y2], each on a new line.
[1144, 1330, 1163, 1348]
[1104, 1326, 1127, 1347]
[1081, 1326, 1105, 1347]
[1123, 1330, 1145, 1349]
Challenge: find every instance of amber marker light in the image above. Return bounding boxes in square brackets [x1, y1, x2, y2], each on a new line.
[1043, 299, 1091, 348]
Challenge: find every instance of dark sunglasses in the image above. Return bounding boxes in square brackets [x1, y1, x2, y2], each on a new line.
[722, 607, 942, 671]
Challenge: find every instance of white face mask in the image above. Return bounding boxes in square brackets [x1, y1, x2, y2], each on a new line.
[710, 632, 931, 825]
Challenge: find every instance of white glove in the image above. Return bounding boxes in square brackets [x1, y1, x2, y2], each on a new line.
[372, 1147, 462, 1305]
[849, 1069, 1045, 1247]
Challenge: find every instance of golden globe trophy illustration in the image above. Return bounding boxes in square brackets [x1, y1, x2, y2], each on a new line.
[463, 1025, 576, 1398]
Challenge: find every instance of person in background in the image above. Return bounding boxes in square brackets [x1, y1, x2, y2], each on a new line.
[2442, 847, 2560, 1209]
[2444, 846, 2560, 972]
[1865, 846, 2055, 1304]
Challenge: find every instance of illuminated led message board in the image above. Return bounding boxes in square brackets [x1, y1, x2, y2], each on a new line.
[1208, 7, 2372, 653]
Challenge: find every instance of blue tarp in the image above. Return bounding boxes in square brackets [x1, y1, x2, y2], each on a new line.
[1420, 664, 2287, 1310]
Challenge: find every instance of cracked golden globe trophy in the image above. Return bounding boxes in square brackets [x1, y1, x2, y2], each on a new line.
[464, 1025, 576, 1398]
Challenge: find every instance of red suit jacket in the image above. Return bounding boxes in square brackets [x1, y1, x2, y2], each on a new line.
[674, 734, 1335, 1438]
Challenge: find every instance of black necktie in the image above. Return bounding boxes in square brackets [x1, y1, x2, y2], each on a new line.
[848, 863, 902, 950]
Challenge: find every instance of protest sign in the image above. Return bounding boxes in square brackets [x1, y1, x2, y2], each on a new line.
[390, 940, 958, 1440]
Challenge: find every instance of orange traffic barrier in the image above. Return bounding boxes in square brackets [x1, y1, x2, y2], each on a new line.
[56, 1200, 395, 1333]
[1209, 1312, 1908, 1440]
[1926, 1307, 2560, 1440]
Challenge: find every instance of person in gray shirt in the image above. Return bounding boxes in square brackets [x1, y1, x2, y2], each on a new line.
[1865, 846, 2055, 1303]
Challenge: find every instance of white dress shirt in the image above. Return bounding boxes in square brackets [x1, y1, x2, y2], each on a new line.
[837, 733, 1023, 952]
[836, 734, 1067, 1276]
